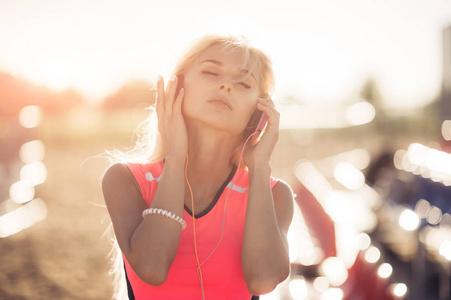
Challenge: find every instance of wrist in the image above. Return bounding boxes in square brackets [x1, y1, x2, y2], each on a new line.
[248, 162, 271, 177]
[165, 153, 187, 166]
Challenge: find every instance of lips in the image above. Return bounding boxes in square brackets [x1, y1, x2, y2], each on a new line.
[207, 97, 232, 110]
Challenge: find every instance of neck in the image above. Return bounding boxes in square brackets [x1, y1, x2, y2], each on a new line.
[185, 123, 240, 177]
[183, 121, 243, 212]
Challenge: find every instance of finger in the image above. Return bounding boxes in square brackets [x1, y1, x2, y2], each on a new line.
[257, 100, 280, 130]
[156, 75, 165, 118]
[173, 87, 184, 116]
[258, 96, 275, 107]
[257, 98, 277, 115]
[165, 74, 178, 114]
[254, 110, 279, 149]
[266, 97, 275, 107]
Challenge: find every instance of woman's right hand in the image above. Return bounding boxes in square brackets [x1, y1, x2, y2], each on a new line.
[155, 75, 188, 159]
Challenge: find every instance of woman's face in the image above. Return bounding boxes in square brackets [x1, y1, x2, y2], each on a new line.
[181, 44, 261, 135]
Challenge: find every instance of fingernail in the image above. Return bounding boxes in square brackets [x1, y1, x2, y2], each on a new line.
[157, 75, 162, 82]
[179, 87, 184, 94]
[170, 74, 177, 81]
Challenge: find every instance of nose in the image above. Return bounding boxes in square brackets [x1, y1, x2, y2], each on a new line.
[217, 81, 232, 94]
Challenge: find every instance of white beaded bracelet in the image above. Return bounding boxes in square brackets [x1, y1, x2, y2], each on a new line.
[142, 208, 187, 230]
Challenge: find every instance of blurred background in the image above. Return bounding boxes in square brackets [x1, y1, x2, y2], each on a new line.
[1, 0, 451, 299]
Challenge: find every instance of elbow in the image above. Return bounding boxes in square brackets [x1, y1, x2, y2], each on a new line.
[245, 277, 283, 296]
[133, 262, 169, 286]
[246, 280, 275, 296]
[245, 265, 290, 295]
[141, 270, 168, 287]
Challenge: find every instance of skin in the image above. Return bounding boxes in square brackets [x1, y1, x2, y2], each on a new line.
[102, 44, 294, 296]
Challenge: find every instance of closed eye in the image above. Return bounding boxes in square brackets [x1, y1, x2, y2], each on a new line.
[202, 70, 218, 76]
[238, 82, 251, 89]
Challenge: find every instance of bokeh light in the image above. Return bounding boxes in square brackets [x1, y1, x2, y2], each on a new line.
[18, 105, 42, 128]
[19, 140, 46, 164]
[377, 263, 393, 278]
[442, 120, 451, 141]
[20, 161, 47, 186]
[288, 277, 308, 300]
[391, 283, 408, 297]
[288, 201, 325, 266]
[313, 277, 330, 293]
[355, 232, 371, 250]
[396, 143, 451, 185]
[440, 213, 451, 228]
[320, 257, 348, 286]
[439, 240, 451, 261]
[364, 246, 381, 264]
[333, 162, 365, 190]
[346, 149, 371, 170]
[426, 206, 443, 225]
[0, 198, 47, 238]
[415, 199, 431, 218]
[320, 288, 344, 300]
[344, 101, 375, 126]
[393, 149, 407, 170]
[399, 208, 420, 231]
[407, 143, 428, 165]
[9, 180, 35, 204]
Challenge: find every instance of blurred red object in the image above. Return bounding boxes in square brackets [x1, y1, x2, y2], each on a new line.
[341, 251, 399, 300]
[295, 183, 336, 258]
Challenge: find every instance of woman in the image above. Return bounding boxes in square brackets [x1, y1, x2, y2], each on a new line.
[102, 35, 294, 300]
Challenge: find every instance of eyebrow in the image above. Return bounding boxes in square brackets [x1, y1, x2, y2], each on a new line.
[200, 59, 256, 81]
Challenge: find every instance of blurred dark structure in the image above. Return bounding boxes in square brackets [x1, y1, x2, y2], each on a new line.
[278, 23, 451, 300]
[439, 25, 451, 124]
[362, 24, 451, 300]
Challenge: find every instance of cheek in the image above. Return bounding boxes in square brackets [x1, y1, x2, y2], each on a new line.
[180, 76, 200, 110]
[236, 96, 259, 127]
[239, 92, 259, 113]
[181, 90, 195, 117]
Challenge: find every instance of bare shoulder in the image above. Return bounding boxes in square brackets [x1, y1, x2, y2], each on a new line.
[102, 162, 130, 185]
[102, 162, 142, 207]
[102, 162, 146, 251]
[102, 162, 137, 191]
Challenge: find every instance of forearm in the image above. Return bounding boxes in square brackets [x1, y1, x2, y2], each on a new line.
[127, 156, 187, 284]
[241, 164, 290, 294]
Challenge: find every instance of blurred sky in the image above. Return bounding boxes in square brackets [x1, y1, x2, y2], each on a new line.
[1, 0, 451, 109]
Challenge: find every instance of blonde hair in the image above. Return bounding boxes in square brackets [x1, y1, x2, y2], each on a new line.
[174, 34, 274, 99]
[107, 34, 274, 166]
[106, 34, 274, 299]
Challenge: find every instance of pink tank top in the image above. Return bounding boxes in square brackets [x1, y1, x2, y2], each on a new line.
[124, 161, 279, 300]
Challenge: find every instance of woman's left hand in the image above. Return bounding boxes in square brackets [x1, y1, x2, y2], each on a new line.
[243, 97, 280, 169]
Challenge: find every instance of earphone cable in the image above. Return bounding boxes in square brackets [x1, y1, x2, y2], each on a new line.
[185, 131, 259, 300]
